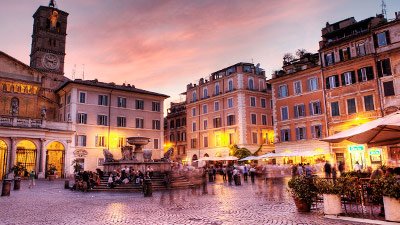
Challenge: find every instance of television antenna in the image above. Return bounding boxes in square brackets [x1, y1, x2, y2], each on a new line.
[381, 0, 387, 18]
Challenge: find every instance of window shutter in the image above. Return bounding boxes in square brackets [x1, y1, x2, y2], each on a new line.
[309, 103, 313, 116]
[373, 34, 378, 48]
[83, 136, 86, 146]
[357, 69, 362, 82]
[294, 106, 298, 118]
[384, 59, 392, 75]
[339, 49, 344, 61]
[385, 31, 391, 44]
[377, 61, 383, 77]
[325, 77, 330, 89]
[75, 135, 78, 145]
[301, 104, 306, 116]
[302, 128, 306, 139]
[316, 78, 319, 90]
[351, 71, 356, 84]
[98, 96, 101, 105]
[95, 136, 98, 147]
[331, 53, 335, 64]
[280, 130, 284, 142]
[335, 75, 340, 87]
[341, 73, 346, 86]
[324, 54, 329, 66]
[366, 66, 374, 80]
[317, 101, 321, 114]
[347, 47, 351, 59]
[295, 128, 299, 140]
[311, 126, 316, 139]
[307, 80, 311, 91]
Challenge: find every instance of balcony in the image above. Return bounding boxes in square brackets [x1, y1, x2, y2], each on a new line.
[0, 116, 73, 131]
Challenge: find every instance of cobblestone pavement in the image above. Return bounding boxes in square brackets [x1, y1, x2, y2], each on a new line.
[0, 176, 377, 225]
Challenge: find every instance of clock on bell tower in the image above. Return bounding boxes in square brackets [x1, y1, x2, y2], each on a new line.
[30, 0, 68, 76]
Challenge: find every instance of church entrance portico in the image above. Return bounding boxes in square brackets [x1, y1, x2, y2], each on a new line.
[16, 140, 37, 176]
[0, 140, 7, 179]
[45, 141, 65, 178]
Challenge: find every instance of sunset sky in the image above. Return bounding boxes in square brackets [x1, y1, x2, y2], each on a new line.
[1, 0, 400, 108]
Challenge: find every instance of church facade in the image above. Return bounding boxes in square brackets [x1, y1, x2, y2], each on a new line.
[0, 2, 168, 179]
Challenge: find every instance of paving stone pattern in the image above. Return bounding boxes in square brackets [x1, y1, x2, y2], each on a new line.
[0, 177, 375, 225]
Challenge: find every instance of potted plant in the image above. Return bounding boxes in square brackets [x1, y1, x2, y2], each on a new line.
[10, 163, 26, 190]
[381, 175, 400, 222]
[47, 164, 57, 181]
[71, 159, 83, 174]
[314, 178, 344, 215]
[288, 176, 317, 212]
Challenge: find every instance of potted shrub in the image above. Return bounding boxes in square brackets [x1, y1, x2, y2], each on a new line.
[10, 163, 26, 190]
[288, 176, 317, 212]
[47, 164, 57, 181]
[314, 178, 344, 215]
[381, 175, 400, 222]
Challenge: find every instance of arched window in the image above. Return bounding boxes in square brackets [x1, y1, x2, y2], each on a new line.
[170, 134, 175, 142]
[10, 97, 19, 116]
[248, 77, 254, 90]
[203, 88, 208, 98]
[215, 83, 220, 95]
[228, 79, 234, 91]
[192, 91, 197, 102]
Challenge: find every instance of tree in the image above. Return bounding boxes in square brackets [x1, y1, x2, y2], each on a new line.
[296, 49, 308, 58]
[283, 53, 294, 63]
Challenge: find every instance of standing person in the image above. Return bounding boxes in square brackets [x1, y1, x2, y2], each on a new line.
[324, 161, 332, 178]
[332, 164, 337, 181]
[222, 166, 227, 181]
[354, 161, 361, 173]
[297, 164, 304, 176]
[338, 161, 345, 176]
[28, 170, 35, 188]
[305, 163, 312, 178]
[227, 166, 233, 185]
[212, 166, 217, 181]
[250, 166, 256, 183]
[291, 164, 298, 177]
[243, 165, 248, 182]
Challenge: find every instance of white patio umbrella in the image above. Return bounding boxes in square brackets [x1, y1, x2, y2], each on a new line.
[238, 156, 259, 161]
[322, 112, 400, 147]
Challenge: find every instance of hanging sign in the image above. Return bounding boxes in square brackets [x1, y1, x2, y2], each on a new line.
[348, 145, 365, 152]
[369, 149, 381, 156]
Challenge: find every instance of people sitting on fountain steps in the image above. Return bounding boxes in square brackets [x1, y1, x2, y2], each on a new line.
[107, 175, 115, 188]
[147, 166, 154, 178]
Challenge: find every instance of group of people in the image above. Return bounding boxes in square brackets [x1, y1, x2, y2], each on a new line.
[107, 166, 153, 188]
[71, 170, 102, 192]
[206, 164, 257, 185]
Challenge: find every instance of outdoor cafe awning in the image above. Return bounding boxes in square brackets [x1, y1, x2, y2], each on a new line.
[195, 156, 239, 161]
[258, 150, 329, 159]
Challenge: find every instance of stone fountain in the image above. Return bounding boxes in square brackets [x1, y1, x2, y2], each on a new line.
[102, 136, 172, 174]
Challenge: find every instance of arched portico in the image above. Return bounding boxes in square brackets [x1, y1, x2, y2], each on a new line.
[0, 140, 8, 179]
[16, 140, 37, 175]
[46, 141, 65, 178]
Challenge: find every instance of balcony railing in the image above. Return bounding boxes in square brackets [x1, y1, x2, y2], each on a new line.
[0, 116, 73, 131]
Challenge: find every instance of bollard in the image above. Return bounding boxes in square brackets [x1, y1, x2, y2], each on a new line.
[13, 177, 21, 190]
[64, 180, 70, 189]
[1, 179, 12, 196]
[143, 178, 152, 197]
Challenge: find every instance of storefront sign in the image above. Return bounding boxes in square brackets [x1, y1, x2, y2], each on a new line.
[369, 149, 381, 156]
[348, 145, 365, 152]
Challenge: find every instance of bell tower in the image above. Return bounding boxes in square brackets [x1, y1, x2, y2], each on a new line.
[30, 0, 68, 76]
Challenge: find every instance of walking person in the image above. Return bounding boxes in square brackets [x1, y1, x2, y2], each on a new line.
[324, 161, 332, 178]
[250, 166, 256, 183]
[28, 170, 35, 188]
[227, 166, 233, 185]
[338, 161, 345, 177]
[222, 166, 227, 181]
[243, 165, 248, 182]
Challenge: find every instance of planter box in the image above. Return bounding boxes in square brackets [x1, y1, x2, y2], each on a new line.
[323, 194, 342, 215]
[383, 196, 400, 222]
[293, 197, 311, 212]
[48, 175, 56, 181]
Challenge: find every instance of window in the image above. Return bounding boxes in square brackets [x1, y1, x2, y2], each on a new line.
[153, 139, 159, 149]
[227, 98, 234, 108]
[347, 98, 357, 114]
[202, 105, 208, 114]
[227, 115, 235, 126]
[228, 79, 234, 92]
[181, 132, 186, 141]
[117, 116, 126, 127]
[324, 52, 335, 66]
[134, 100, 144, 110]
[215, 83, 220, 95]
[203, 88, 208, 98]
[377, 58, 392, 77]
[67, 94, 71, 104]
[79, 92, 86, 103]
[278, 85, 288, 98]
[252, 132, 258, 144]
[339, 47, 351, 61]
[96, 135, 106, 147]
[214, 101, 220, 111]
[97, 115, 108, 126]
[192, 122, 196, 132]
[243, 65, 252, 72]
[98, 95, 108, 106]
[170, 120, 175, 129]
[280, 129, 290, 142]
[118, 137, 126, 147]
[215, 134, 221, 146]
[376, 31, 390, 47]
[190, 138, 197, 148]
[295, 127, 306, 140]
[152, 120, 161, 130]
[248, 78, 254, 90]
[191, 108, 196, 116]
[281, 107, 289, 120]
[213, 117, 222, 128]
[357, 66, 374, 82]
[251, 114, 257, 125]
[294, 104, 306, 118]
[75, 135, 87, 146]
[192, 91, 197, 102]
[229, 133, 234, 145]
[203, 120, 208, 130]
[311, 125, 322, 139]
[182, 118, 186, 126]
[356, 42, 366, 56]
[383, 81, 395, 96]
[250, 97, 256, 107]
[341, 71, 356, 85]
[326, 75, 339, 89]
[294, 81, 302, 95]
[307, 77, 318, 91]
[261, 98, 266, 108]
[152, 102, 160, 112]
[176, 119, 181, 127]
[309, 101, 321, 115]
[170, 134, 175, 142]
[364, 95, 374, 111]
[203, 136, 208, 148]
[117, 97, 126, 108]
[135, 118, 144, 128]
[77, 113, 87, 124]
[262, 115, 267, 125]
[331, 102, 340, 117]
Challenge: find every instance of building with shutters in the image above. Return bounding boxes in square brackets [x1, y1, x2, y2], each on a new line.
[164, 101, 187, 163]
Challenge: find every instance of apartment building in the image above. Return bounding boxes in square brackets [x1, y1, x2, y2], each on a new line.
[185, 63, 274, 161]
[164, 101, 187, 162]
[270, 53, 331, 165]
[56, 79, 168, 172]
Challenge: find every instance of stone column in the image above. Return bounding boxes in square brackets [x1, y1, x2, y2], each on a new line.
[7, 138, 17, 173]
[65, 140, 71, 178]
[38, 138, 46, 178]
